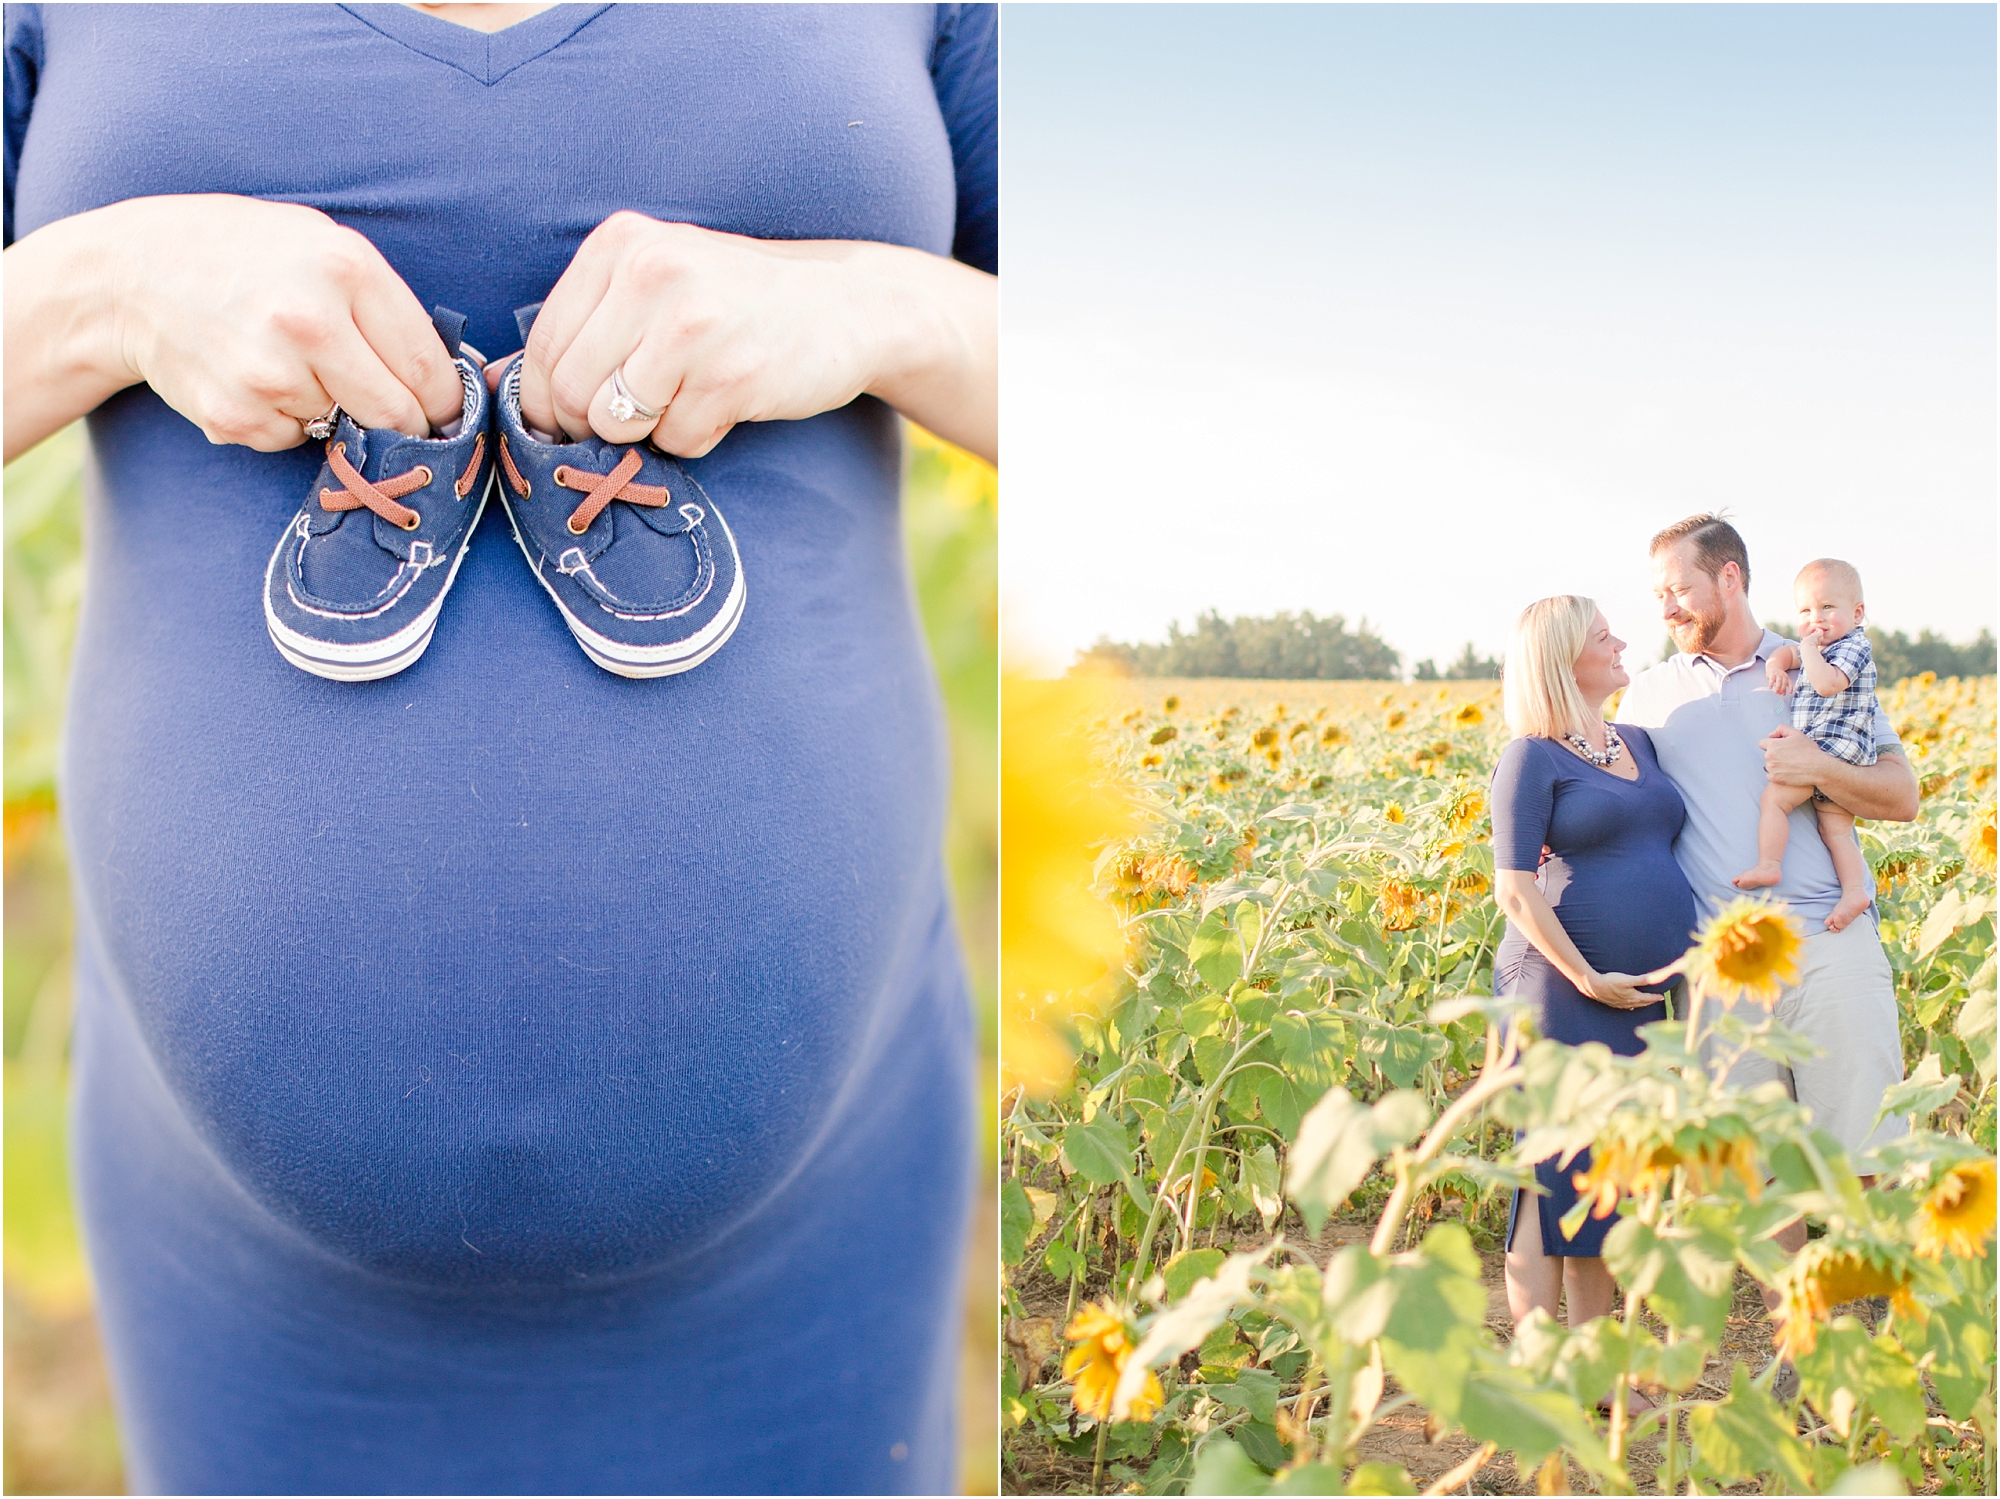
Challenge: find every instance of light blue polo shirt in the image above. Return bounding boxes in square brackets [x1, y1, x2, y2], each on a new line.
[1616, 630, 1900, 929]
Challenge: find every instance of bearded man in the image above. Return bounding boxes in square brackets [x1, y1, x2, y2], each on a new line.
[1616, 514, 1918, 1334]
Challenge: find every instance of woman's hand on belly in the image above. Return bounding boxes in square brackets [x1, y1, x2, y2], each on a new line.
[1575, 971, 1658, 1009]
[1495, 869, 1658, 1011]
[3, 194, 462, 461]
[514, 211, 997, 464]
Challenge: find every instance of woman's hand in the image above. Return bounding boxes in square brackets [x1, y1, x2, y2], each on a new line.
[4, 195, 461, 462]
[1495, 870, 1662, 1010]
[1578, 971, 1658, 1010]
[515, 211, 997, 464]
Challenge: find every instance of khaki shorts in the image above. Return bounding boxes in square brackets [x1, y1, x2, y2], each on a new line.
[1702, 913, 1908, 1162]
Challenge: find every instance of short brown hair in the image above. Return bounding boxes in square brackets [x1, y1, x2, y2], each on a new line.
[1649, 514, 1750, 590]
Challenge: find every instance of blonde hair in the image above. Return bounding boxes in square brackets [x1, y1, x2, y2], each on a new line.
[1503, 595, 1597, 740]
[1798, 557, 1863, 604]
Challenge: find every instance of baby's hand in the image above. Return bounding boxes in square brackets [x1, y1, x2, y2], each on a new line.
[1764, 642, 1799, 696]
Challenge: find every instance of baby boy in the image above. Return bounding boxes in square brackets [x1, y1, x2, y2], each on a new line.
[1733, 557, 1877, 931]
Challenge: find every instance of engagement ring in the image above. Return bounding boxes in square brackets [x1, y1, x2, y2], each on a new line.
[608, 365, 665, 425]
[302, 405, 340, 441]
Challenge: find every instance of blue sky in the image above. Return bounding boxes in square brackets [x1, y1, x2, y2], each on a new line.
[1001, 4, 1996, 672]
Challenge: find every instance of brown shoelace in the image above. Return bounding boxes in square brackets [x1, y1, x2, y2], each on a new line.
[321, 442, 428, 531]
[320, 437, 481, 531]
[553, 449, 668, 536]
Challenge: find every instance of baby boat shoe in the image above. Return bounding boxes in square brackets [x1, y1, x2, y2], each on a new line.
[492, 304, 745, 679]
[263, 307, 494, 681]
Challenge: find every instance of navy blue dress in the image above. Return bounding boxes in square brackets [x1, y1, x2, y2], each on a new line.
[6, 6, 994, 1493]
[1490, 728, 1696, 1257]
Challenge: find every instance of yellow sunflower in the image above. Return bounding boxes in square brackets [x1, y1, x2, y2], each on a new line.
[1684, 898, 1804, 1006]
[1446, 788, 1487, 833]
[1452, 702, 1485, 727]
[1383, 802, 1406, 825]
[1231, 828, 1260, 872]
[1386, 709, 1408, 731]
[1451, 870, 1491, 900]
[1320, 724, 1350, 748]
[1571, 1127, 1763, 1219]
[1773, 1246, 1920, 1360]
[1571, 1138, 1680, 1219]
[1378, 878, 1425, 932]
[1873, 852, 1930, 891]
[1000, 677, 1136, 1096]
[1062, 1304, 1163, 1422]
[1166, 1165, 1220, 1204]
[1913, 1158, 1996, 1261]
[1968, 809, 1997, 875]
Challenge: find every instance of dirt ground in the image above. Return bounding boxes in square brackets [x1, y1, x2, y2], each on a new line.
[1003, 1205, 1906, 1498]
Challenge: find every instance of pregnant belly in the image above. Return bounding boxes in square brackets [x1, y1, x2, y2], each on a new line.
[1508, 851, 1699, 982]
[63, 414, 946, 1288]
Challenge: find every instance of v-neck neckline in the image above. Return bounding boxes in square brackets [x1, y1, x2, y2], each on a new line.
[340, 3, 612, 85]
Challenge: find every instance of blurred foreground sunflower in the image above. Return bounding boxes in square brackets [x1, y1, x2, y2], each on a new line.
[1683, 898, 1804, 1006]
[1571, 1123, 1762, 1218]
[1001, 676, 1136, 1097]
[1773, 1245, 1921, 1360]
[1062, 1304, 1162, 1422]
[1913, 1158, 1996, 1261]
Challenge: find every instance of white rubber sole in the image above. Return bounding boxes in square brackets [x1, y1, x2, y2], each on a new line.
[499, 490, 747, 679]
[264, 473, 492, 683]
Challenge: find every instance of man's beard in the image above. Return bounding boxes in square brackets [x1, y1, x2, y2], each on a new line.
[1671, 597, 1730, 655]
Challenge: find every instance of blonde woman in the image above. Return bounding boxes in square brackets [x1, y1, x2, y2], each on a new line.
[1490, 597, 1696, 1342]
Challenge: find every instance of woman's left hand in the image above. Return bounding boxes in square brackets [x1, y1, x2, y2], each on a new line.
[1581, 971, 1659, 1010]
[512, 211, 997, 463]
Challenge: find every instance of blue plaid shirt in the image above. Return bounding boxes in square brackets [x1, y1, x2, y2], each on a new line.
[1790, 628, 1877, 767]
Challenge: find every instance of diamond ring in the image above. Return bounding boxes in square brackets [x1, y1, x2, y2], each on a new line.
[302, 405, 341, 441]
[607, 365, 665, 425]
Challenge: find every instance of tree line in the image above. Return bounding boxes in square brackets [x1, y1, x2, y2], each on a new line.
[1073, 610, 1995, 683]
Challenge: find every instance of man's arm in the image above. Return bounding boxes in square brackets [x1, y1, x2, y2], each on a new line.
[1759, 726, 1918, 821]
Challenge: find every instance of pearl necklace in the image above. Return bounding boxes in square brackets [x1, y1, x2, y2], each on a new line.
[1564, 724, 1624, 768]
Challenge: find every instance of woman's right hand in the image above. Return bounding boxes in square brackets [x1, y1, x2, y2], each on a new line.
[1580, 971, 1658, 1010]
[4, 194, 461, 461]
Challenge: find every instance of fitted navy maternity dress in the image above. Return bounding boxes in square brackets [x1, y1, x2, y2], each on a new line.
[6, 5, 994, 1492]
[1490, 729, 1697, 1257]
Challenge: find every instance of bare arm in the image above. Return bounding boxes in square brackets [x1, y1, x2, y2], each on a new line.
[1493, 870, 1659, 1009]
[1796, 631, 1852, 698]
[5, 196, 461, 464]
[1759, 730, 1918, 822]
[1764, 643, 1800, 695]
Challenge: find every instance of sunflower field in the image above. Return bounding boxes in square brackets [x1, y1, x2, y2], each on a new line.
[1002, 674, 1996, 1496]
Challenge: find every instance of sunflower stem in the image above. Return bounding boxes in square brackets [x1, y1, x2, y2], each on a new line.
[1065, 1191, 1094, 1328]
[1127, 1028, 1270, 1295]
[1092, 1418, 1108, 1493]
